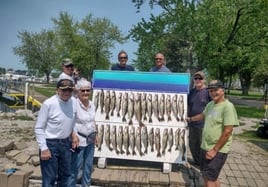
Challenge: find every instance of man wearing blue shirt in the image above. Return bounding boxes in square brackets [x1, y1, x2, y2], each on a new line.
[111, 50, 135, 71]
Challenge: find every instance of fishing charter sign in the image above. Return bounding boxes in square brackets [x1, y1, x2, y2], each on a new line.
[92, 70, 190, 173]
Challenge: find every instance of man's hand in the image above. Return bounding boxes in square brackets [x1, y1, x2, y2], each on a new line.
[40, 149, 51, 160]
[71, 133, 79, 149]
[206, 148, 217, 160]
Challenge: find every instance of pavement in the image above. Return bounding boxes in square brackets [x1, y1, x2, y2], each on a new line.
[26, 117, 268, 187]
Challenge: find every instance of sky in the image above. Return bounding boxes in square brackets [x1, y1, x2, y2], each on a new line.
[0, 0, 161, 70]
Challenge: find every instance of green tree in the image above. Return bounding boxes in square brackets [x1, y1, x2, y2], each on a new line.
[13, 29, 59, 83]
[52, 12, 125, 79]
[131, 0, 268, 95]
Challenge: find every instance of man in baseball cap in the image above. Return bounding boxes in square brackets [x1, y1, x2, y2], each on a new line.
[58, 58, 75, 83]
[187, 79, 239, 186]
[35, 75, 78, 187]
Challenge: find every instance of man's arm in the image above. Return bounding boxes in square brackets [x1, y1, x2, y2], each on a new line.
[206, 125, 233, 160]
[187, 113, 205, 122]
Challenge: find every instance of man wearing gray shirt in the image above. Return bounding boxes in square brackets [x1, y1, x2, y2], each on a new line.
[149, 53, 171, 72]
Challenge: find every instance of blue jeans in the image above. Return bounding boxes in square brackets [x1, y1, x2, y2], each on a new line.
[40, 138, 72, 187]
[70, 143, 95, 187]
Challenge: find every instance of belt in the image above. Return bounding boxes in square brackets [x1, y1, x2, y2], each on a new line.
[46, 138, 70, 143]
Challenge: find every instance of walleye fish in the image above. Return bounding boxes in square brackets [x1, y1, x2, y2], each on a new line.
[110, 90, 116, 116]
[155, 128, 161, 157]
[167, 128, 173, 152]
[165, 95, 172, 121]
[141, 93, 147, 121]
[152, 94, 159, 121]
[161, 128, 168, 155]
[135, 126, 143, 156]
[104, 90, 111, 120]
[100, 89, 105, 114]
[172, 94, 180, 121]
[148, 127, 154, 152]
[147, 94, 153, 123]
[179, 128, 186, 161]
[178, 95, 185, 121]
[105, 124, 112, 151]
[141, 126, 148, 154]
[96, 124, 104, 151]
[123, 126, 130, 155]
[158, 94, 165, 122]
[175, 128, 181, 151]
[134, 92, 145, 127]
[117, 126, 124, 154]
[128, 93, 134, 125]
[116, 92, 122, 117]
[93, 91, 99, 112]
[111, 125, 119, 154]
[121, 92, 128, 122]
[129, 126, 136, 155]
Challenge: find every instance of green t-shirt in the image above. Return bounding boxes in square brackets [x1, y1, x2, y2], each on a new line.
[201, 99, 239, 153]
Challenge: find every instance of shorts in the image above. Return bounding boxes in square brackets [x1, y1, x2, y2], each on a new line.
[200, 149, 228, 181]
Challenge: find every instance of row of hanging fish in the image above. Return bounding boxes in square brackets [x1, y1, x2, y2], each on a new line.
[93, 90, 186, 125]
[95, 124, 186, 160]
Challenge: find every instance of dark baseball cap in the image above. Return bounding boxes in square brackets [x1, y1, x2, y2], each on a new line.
[62, 58, 73, 66]
[57, 78, 74, 89]
[207, 80, 224, 89]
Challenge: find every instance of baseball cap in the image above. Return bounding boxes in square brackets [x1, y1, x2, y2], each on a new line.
[194, 71, 205, 78]
[57, 78, 74, 89]
[62, 58, 73, 66]
[207, 80, 224, 89]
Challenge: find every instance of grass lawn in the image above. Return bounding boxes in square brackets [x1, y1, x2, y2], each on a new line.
[32, 84, 56, 97]
[226, 89, 264, 100]
[235, 105, 265, 119]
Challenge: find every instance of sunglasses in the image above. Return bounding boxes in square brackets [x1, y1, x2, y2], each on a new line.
[119, 56, 128, 60]
[155, 58, 163, 61]
[60, 88, 73, 92]
[194, 77, 203, 80]
[80, 89, 90, 93]
[65, 64, 74, 68]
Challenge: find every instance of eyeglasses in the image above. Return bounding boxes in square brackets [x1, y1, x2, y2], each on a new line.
[119, 56, 128, 60]
[80, 89, 90, 93]
[194, 77, 203, 80]
[155, 58, 163, 61]
[60, 88, 73, 92]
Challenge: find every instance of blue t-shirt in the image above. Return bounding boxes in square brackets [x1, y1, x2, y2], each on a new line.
[111, 63, 135, 71]
[188, 87, 211, 128]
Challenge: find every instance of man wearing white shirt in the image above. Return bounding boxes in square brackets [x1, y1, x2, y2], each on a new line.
[35, 77, 78, 187]
[58, 58, 75, 83]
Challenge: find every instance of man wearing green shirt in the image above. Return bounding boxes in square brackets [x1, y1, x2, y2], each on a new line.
[187, 80, 239, 187]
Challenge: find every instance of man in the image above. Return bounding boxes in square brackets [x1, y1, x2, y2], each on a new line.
[187, 71, 211, 166]
[149, 53, 171, 72]
[111, 50, 135, 71]
[58, 58, 75, 82]
[35, 77, 79, 187]
[187, 80, 239, 187]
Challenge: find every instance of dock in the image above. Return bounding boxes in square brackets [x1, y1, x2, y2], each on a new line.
[0, 79, 43, 111]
